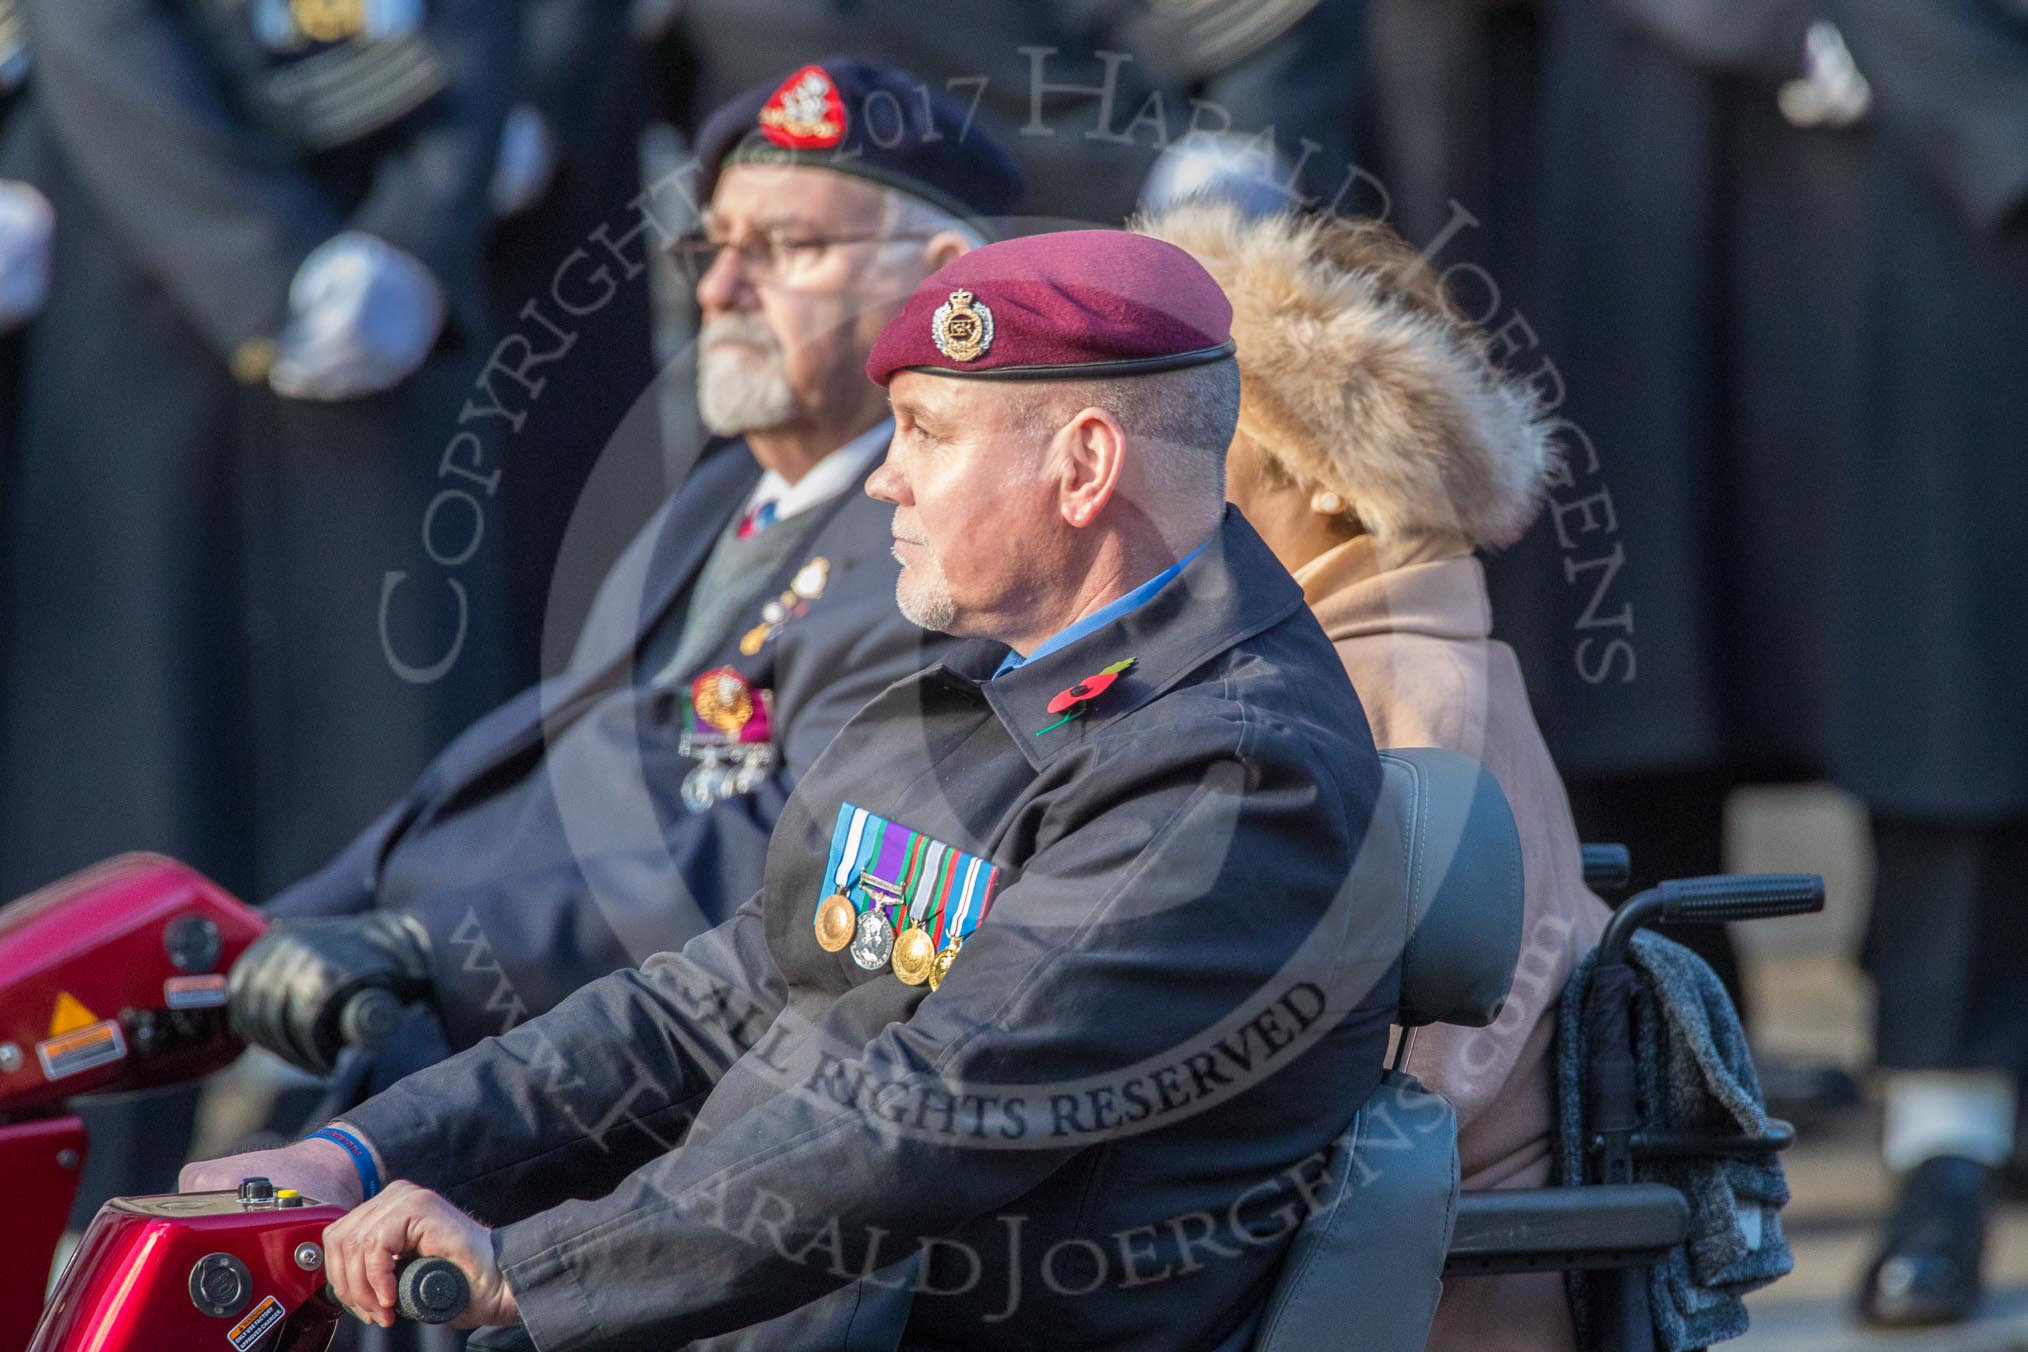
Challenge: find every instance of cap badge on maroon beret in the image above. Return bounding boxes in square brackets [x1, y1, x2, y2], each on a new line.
[931, 289, 994, 362]
[758, 65, 846, 150]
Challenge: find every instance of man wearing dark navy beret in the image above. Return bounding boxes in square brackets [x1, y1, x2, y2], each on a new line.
[192, 230, 1399, 1352]
[222, 59, 1020, 1076]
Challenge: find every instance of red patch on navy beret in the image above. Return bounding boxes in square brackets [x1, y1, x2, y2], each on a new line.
[758, 65, 846, 150]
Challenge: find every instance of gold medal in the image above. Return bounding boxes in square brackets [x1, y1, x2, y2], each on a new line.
[791, 558, 830, 600]
[291, 0, 365, 42]
[814, 894, 856, 952]
[692, 667, 755, 734]
[739, 623, 772, 656]
[891, 927, 936, 985]
[928, 938, 963, 991]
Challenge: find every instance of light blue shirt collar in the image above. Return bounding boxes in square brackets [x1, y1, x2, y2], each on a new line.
[994, 535, 1214, 679]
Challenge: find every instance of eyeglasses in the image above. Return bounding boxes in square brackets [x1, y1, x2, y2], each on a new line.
[667, 228, 941, 286]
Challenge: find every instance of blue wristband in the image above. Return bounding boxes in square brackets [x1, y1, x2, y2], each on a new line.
[308, 1126, 381, 1201]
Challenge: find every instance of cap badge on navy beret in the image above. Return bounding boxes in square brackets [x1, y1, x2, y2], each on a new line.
[758, 65, 846, 150]
[931, 290, 994, 362]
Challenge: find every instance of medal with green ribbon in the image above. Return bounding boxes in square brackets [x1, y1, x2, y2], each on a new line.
[815, 804, 1002, 986]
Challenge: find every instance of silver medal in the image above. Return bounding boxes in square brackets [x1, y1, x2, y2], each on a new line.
[680, 757, 720, 813]
[849, 909, 895, 970]
[731, 749, 771, 795]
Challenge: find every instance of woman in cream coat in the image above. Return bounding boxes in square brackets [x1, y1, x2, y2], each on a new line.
[1138, 202, 1610, 1351]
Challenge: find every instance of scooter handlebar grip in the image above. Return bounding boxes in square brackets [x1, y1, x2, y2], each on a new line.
[396, 1256, 469, 1324]
[1656, 873, 1824, 925]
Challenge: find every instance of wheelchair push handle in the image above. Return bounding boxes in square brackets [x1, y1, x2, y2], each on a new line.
[1657, 872, 1824, 925]
[1598, 872, 1825, 965]
[1580, 843, 1632, 894]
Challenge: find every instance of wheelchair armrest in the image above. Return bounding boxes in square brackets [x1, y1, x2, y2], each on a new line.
[1443, 1184, 1689, 1277]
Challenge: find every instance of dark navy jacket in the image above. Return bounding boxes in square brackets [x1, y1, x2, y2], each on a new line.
[271, 440, 954, 1050]
[346, 510, 1401, 1350]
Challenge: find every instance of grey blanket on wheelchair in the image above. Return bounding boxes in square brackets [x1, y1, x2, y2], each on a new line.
[1556, 932, 1794, 1350]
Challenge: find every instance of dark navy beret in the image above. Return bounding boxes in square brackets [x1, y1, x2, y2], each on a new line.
[695, 58, 1024, 229]
[867, 230, 1235, 385]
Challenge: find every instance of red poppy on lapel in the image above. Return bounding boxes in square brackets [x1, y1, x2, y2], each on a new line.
[1038, 658, 1137, 734]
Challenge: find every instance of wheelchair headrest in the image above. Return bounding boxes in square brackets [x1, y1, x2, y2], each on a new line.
[1358, 748, 1524, 1029]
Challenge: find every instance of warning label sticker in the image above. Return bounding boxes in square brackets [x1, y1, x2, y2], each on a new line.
[227, 1294, 285, 1350]
[165, 974, 231, 1009]
[49, 991, 97, 1036]
[35, 1018, 126, 1082]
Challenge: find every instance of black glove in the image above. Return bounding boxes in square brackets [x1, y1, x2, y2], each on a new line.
[229, 913, 434, 1076]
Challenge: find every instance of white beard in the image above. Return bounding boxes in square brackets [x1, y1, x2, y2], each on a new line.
[697, 315, 796, 436]
[894, 546, 959, 633]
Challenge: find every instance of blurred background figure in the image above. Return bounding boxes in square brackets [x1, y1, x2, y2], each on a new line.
[4, 0, 518, 1242]
[647, 0, 1368, 231]
[1474, 0, 2028, 1328]
[1830, 1, 2028, 1328]
[648, 0, 1176, 228]
[3, 0, 516, 905]
[482, 0, 659, 680]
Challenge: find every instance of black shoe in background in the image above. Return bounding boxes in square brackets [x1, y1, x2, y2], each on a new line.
[1857, 1154, 1992, 1327]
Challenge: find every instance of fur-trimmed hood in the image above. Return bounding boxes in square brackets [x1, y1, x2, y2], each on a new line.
[1133, 202, 1555, 549]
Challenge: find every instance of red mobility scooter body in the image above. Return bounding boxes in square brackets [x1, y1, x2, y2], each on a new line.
[0, 855, 268, 1348]
[29, 1188, 350, 1352]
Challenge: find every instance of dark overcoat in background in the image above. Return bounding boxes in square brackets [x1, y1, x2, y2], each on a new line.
[1361, 0, 1543, 270]
[1833, 0, 2028, 1074]
[486, 0, 661, 680]
[2, 0, 518, 902]
[1825, 0, 2028, 823]
[1486, 0, 2027, 813]
[1469, 0, 1854, 998]
[1481, 0, 1840, 787]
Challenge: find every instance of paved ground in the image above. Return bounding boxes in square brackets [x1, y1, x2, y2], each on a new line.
[1724, 789, 2028, 1350]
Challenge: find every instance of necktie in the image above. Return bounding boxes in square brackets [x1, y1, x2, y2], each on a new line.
[736, 500, 779, 540]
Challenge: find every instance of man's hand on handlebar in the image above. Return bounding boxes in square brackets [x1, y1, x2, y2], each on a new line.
[229, 912, 434, 1075]
[324, 1180, 519, 1330]
[176, 1135, 366, 1208]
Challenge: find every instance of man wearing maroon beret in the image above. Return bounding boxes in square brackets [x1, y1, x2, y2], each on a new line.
[192, 231, 1398, 1351]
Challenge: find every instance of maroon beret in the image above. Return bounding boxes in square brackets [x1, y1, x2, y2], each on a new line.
[866, 230, 1235, 385]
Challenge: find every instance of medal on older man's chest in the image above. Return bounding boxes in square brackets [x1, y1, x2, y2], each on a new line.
[291, 0, 364, 41]
[738, 557, 830, 656]
[692, 667, 756, 734]
[674, 668, 774, 813]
